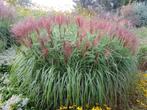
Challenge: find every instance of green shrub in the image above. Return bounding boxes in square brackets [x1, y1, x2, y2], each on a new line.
[10, 15, 139, 109]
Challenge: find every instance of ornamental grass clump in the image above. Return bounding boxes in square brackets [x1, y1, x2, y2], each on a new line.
[0, 0, 16, 21]
[0, 0, 16, 51]
[10, 15, 139, 109]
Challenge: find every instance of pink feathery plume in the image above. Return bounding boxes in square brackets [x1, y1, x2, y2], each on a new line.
[11, 17, 35, 39]
[39, 37, 49, 57]
[89, 19, 98, 34]
[93, 32, 103, 47]
[82, 39, 91, 56]
[75, 16, 85, 28]
[104, 48, 111, 58]
[76, 31, 87, 49]
[0, 0, 16, 20]
[37, 17, 53, 40]
[63, 41, 73, 62]
[95, 19, 138, 53]
[38, 17, 52, 30]
[41, 47, 49, 57]
[54, 15, 68, 26]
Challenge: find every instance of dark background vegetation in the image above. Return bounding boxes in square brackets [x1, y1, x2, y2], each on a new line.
[74, 0, 147, 11]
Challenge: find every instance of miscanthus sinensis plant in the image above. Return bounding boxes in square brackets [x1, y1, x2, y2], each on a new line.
[0, 0, 16, 51]
[10, 15, 139, 109]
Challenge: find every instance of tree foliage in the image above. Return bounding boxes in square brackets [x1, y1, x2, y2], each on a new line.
[74, 0, 146, 12]
[5, 0, 31, 6]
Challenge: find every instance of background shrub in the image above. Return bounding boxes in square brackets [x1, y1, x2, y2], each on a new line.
[121, 2, 147, 27]
[74, 0, 140, 13]
[5, 0, 31, 7]
[16, 7, 47, 18]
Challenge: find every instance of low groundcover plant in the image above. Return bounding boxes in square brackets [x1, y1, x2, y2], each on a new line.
[10, 15, 139, 109]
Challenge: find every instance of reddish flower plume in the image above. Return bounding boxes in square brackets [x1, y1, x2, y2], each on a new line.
[82, 39, 91, 56]
[75, 16, 85, 28]
[41, 47, 49, 57]
[76, 31, 87, 49]
[39, 37, 49, 57]
[63, 41, 73, 60]
[11, 23, 27, 39]
[118, 19, 132, 28]
[104, 48, 111, 58]
[11, 17, 35, 39]
[115, 26, 139, 53]
[23, 37, 33, 48]
[96, 20, 114, 33]
[95, 19, 138, 53]
[121, 5, 134, 17]
[38, 37, 49, 49]
[37, 17, 52, 30]
[0, 0, 16, 20]
[37, 17, 53, 40]
[93, 36, 100, 46]
[85, 39, 91, 50]
[54, 15, 68, 26]
[79, 31, 87, 41]
[89, 19, 98, 34]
